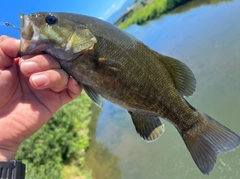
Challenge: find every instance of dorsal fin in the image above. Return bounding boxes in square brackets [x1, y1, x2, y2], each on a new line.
[161, 55, 196, 97]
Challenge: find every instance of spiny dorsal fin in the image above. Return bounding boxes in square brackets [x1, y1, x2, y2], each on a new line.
[129, 111, 165, 141]
[161, 55, 196, 97]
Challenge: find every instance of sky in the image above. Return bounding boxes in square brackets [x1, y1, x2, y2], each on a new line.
[0, 0, 128, 39]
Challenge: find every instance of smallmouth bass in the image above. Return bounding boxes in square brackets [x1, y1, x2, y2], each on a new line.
[19, 12, 240, 175]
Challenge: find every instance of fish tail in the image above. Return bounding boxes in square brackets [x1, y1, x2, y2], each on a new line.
[179, 112, 240, 175]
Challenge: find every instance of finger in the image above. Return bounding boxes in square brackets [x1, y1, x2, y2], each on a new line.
[20, 54, 61, 76]
[66, 78, 82, 99]
[29, 69, 69, 92]
[0, 36, 20, 69]
[60, 78, 82, 104]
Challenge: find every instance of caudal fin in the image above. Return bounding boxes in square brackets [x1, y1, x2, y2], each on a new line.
[180, 113, 240, 175]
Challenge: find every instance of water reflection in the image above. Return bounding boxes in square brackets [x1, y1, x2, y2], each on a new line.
[85, 104, 122, 179]
[85, 0, 240, 178]
[169, 0, 233, 15]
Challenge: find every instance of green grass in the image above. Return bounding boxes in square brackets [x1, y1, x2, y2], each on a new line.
[118, 0, 192, 29]
[119, 0, 167, 29]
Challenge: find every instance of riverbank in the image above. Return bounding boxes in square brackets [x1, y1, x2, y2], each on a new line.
[115, 0, 193, 29]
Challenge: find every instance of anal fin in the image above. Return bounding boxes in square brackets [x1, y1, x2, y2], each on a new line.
[129, 111, 165, 142]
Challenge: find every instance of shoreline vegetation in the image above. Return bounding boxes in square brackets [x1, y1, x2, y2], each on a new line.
[115, 0, 193, 29]
[16, 93, 92, 179]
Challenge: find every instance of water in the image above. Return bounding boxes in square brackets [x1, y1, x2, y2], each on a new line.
[85, 0, 240, 178]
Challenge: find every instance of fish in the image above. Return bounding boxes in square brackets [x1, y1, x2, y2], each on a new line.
[19, 12, 240, 175]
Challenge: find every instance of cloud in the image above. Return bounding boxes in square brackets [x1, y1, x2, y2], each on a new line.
[100, 4, 120, 20]
[104, 4, 117, 15]
[99, 0, 129, 20]
[106, 4, 116, 14]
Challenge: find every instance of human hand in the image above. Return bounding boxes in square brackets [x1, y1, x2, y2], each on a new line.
[0, 36, 82, 161]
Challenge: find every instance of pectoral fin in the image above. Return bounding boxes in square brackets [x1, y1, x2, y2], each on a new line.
[83, 85, 103, 107]
[97, 57, 122, 72]
[129, 111, 165, 141]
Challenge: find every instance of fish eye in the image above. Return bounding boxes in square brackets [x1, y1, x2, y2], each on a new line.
[45, 15, 58, 25]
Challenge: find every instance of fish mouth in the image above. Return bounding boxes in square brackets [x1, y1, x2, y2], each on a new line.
[19, 14, 40, 55]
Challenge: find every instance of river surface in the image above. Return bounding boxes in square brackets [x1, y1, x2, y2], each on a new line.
[85, 0, 240, 178]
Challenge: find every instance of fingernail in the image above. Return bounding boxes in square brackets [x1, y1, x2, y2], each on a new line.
[21, 61, 38, 74]
[32, 74, 48, 87]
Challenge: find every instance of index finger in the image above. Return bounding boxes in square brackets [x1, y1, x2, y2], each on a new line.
[0, 36, 20, 69]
